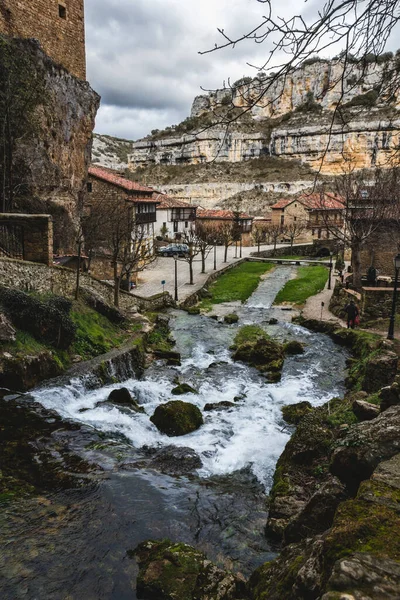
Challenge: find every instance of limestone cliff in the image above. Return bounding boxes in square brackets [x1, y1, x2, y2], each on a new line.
[128, 57, 400, 176]
[3, 37, 100, 253]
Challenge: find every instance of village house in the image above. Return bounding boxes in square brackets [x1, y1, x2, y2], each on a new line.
[85, 166, 158, 282]
[270, 193, 344, 243]
[153, 194, 197, 239]
[196, 209, 253, 246]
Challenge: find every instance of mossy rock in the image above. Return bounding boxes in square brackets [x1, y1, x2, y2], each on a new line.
[171, 382, 198, 395]
[281, 401, 312, 425]
[186, 306, 201, 315]
[150, 400, 203, 436]
[284, 340, 305, 355]
[134, 539, 246, 599]
[224, 313, 239, 324]
[106, 387, 145, 413]
[232, 338, 284, 375]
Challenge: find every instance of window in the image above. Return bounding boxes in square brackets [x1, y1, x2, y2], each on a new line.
[318, 229, 321, 239]
[173, 221, 178, 233]
[87, 182, 92, 193]
[185, 221, 188, 228]
[58, 4, 66, 19]
[280, 215, 284, 225]
[294, 216, 297, 222]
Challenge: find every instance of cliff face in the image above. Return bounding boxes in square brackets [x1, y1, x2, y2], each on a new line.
[128, 58, 400, 176]
[7, 38, 100, 252]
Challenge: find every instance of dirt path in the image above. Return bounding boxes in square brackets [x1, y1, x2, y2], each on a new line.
[301, 274, 346, 327]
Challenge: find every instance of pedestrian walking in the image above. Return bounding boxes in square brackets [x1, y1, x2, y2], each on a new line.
[344, 299, 359, 329]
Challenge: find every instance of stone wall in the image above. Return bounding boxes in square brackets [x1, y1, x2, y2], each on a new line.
[0, 0, 86, 79]
[0, 37, 99, 254]
[0, 213, 53, 265]
[253, 244, 316, 258]
[0, 258, 171, 312]
[361, 288, 400, 321]
[360, 224, 400, 277]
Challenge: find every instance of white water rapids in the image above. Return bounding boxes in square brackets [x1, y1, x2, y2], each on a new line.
[33, 267, 347, 491]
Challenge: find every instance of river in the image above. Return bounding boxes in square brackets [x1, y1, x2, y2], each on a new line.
[0, 267, 348, 600]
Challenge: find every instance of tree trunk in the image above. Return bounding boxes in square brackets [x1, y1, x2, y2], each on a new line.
[290, 238, 294, 253]
[224, 244, 228, 262]
[113, 262, 121, 307]
[351, 242, 362, 290]
[189, 259, 194, 285]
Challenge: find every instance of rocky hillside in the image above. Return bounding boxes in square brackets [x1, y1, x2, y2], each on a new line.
[92, 133, 134, 170]
[93, 56, 400, 211]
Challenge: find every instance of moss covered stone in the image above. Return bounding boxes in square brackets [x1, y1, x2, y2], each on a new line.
[171, 382, 198, 395]
[281, 401, 312, 425]
[150, 400, 203, 436]
[284, 341, 305, 355]
[134, 539, 246, 599]
[224, 313, 239, 324]
[231, 325, 285, 381]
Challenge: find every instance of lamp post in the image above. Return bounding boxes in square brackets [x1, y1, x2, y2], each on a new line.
[328, 252, 333, 290]
[387, 253, 400, 340]
[213, 242, 217, 270]
[174, 255, 178, 302]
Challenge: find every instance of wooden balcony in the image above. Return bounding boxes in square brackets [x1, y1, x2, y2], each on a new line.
[135, 212, 156, 224]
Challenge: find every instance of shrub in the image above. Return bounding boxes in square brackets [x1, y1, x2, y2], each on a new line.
[0, 287, 76, 349]
[344, 89, 379, 108]
[295, 91, 322, 113]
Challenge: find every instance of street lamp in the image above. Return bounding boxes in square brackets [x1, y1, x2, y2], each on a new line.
[328, 252, 333, 290]
[387, 252, 400, 340]
[174, 254, 178, 302]
[213, 241, 217, 270]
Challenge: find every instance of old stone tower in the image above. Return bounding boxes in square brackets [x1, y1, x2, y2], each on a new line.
[0, 0, 86, 79]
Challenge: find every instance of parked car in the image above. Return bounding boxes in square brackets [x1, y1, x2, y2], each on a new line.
[158, 244, 189, 257]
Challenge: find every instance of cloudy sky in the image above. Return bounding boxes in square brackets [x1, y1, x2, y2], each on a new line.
[85, 0, 399, 142]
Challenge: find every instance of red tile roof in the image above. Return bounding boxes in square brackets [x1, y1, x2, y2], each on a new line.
[271, 199, 293, 210]
[89, 166, 154, 195]
[299, 193, 344, 210]
[271, 193, 344, 211]
[197, 209, 253, 220]
[153, 193, 196, 209]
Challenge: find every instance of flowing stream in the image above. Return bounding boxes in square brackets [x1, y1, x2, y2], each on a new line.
[0, 267, 348, 600]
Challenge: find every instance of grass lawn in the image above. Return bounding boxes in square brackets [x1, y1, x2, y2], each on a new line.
[199, 261, 274, 310]
[274, 265, 329, 306]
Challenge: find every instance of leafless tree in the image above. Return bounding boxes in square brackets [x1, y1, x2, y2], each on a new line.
[285, 220, 307, 253]
[266, 222, 287, 255]
[180, 229, 202, 284]
[215, 220, 238, 262]
[252, 223, 270, 253]
[319, 167, 400, 288]
[196, 221, 216, 273]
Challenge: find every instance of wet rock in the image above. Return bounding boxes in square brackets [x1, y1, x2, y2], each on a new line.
[284, 341, 305, 355]
[187, 306, 201, 315]
[166, 357, 181, 366]
[154, 349, 181, 361]
[361, 351, 398, 393]
[232, 338, 284, 380]
[224, 313, 239, 324]
[0, 313, 16, 342]
[351, 399, 380, 421]
[140, 445, 202, 475]
[330, 405, 400, 489]
[371, 452, 400, 489]
[107, 387, 144, 412]
[322, 553, 400, 600]
[0, 351, 62, 392]
[269, 318, 278, 325]
[171, 382, 198, 395]
[134, 539, 246, 600]
[284, 475, 347, 545]
[380, 381, 400, 412]
[150, 400, 203, 436]
[204, 401, 236, 411]
[281, 401, 312, 425]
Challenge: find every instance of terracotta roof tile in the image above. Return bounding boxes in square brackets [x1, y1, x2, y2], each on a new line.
[197, 209, 253, 220]
[89, 166, 154, 194]
[299, 193, 344, 210]
[271, 199, 293, 210]
[153, 193, 196, 209]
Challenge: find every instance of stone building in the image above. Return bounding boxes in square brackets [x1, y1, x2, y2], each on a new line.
[0, 0, 86, 79]
[153, 194, 196, 239]
[360, 221, 400, 278]
[86, 166, 158, 282]
[196, 209, 253, 246]
[270, 193, 344, 243]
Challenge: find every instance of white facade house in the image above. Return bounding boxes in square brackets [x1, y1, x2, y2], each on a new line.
[153, 193, 197, 240]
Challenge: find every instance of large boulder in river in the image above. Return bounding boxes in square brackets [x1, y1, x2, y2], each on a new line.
[107, 387, 144, 412]
[283, 340, 305, 355]
[150, 400, 203, 436]
[231, 326, 285, 382]
[139, 445, 202, 475]
[134, 539, 246, 600]
[171, 382, 198, 395]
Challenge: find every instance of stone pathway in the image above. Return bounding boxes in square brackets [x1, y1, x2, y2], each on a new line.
[301, 274, 347, 327]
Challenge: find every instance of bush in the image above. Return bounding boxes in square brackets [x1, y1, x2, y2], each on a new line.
[295, 91, 322, 113]
[344, 89, 379, 108]
[0, 287, 76, 349]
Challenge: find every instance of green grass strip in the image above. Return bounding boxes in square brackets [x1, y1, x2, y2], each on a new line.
[274, 265, 329, 305]
[199, 261, 274, 309]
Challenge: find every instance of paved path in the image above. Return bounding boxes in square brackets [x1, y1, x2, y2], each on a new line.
[301, 273, 346, 326]
[134, 244, 289, 303]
